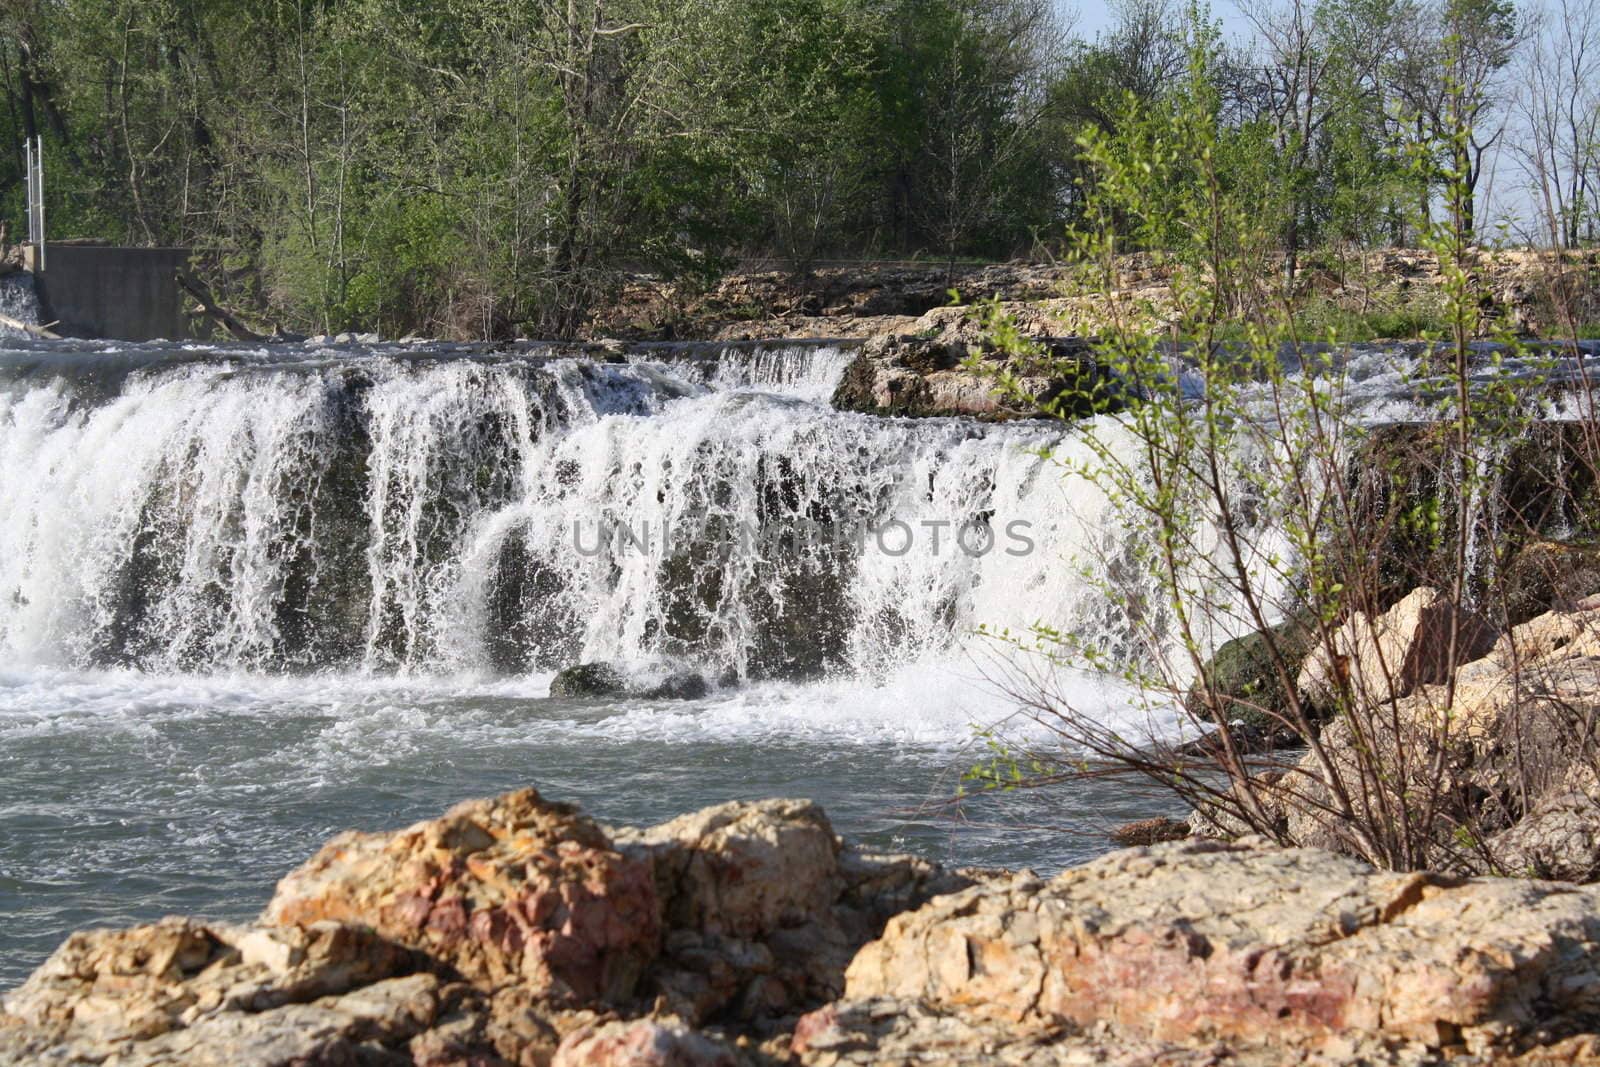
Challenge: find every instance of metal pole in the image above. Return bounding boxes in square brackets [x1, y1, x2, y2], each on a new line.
[23, 137, 33, 248]
[34, 136, 43, 271]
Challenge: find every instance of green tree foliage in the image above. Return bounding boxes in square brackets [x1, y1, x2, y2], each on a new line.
[0, 0, 1541, 335]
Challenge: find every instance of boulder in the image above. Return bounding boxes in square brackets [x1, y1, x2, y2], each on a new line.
[1297, 587, 1498, 711]
[264, 787, 661, 1001]
[642, 671, 710, 701]
[828, 836, 1600, 1061]
[613, 798, 975, 1024]
[830, 306, 1121, 420]
[1185, 617, 1318, 747]
[1275, 600, 1600, 868]
[551, 662, 630, 698]
[1502, 538, 1600, 625]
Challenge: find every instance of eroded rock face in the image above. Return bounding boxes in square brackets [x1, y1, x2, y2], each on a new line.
[0, 918, 440, 1066]
[824, 837, 1600, 1062]
[830, 306, 1121, 420]
[266, 787, 661, 1002]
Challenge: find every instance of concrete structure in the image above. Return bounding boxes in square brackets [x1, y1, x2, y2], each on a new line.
[23, 243, 191, 341]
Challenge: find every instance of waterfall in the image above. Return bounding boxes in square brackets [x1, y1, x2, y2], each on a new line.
[0, 339, 1294, 681]
[0, 274, 42, 334]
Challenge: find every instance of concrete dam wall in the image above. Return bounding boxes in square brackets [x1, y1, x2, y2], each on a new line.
[25, 244, 191, 341]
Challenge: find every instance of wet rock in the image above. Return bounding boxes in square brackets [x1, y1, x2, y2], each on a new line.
[551, 662, 630, 698]
[642, 671, 710, 701]
[1297, 587, 1498, 711]
[835, 837, 1600, 1060]
[1185, 617, 1318, 746]
[265, 787, 662, 1001]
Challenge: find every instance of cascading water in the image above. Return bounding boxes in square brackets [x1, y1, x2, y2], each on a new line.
[0, 340, 1253, 683]
[0, 273, 42, 334]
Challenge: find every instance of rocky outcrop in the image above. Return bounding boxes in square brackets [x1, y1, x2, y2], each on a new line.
[830, 305, 1122, 420]
[16, 785, 1600, 1065]
[803, 837, 1600, 1064]
[1, 789, 974, 1066]
[1296, 586, 1499, 711]
[1233, 595, 1600, 874]
[592, 249, 1594, 345]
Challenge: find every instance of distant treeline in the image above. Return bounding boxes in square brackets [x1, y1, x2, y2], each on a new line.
[1, 0, 1580, 338]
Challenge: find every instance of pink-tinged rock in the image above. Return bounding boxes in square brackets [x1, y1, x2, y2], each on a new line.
[840, 837, 1600, 1060]
[552, 1018, 737, 1066]
[265, 788, 661, 1001]
[616, 798, 842, 939]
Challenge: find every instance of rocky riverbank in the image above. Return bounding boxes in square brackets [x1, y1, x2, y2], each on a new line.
[11, 779, 1600, 1065]
[588, 249, 1600, 421]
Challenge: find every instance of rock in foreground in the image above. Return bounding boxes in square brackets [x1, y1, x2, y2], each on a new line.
[10, 788, 1600, 1065]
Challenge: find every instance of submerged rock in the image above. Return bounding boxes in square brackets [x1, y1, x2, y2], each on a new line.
[643, 670, 710, 701]
[550, 663, 713, 701]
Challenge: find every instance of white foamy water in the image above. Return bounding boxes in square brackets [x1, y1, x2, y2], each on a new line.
[0, 340, 1286, 681]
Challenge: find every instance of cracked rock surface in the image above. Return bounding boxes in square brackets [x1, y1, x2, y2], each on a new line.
[11, 789, 1600, 1065]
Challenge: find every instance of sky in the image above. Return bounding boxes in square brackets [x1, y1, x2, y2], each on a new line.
[1066, 0, 1255, 45]
[1057, 0, 1541, 240]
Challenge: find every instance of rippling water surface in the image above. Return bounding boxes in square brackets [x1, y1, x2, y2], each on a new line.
[0, 664, 1184, 989]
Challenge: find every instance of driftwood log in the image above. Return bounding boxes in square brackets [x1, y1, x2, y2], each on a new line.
[0, 312, 60, 339]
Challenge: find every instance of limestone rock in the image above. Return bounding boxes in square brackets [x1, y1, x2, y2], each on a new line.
[829, 305, 1121, 420]
[1297, 587, 1498, 710]
[790, 995, 1405, 1066]
[606, 800, 978, 1026]
[265, 787, 661, 1000]
[0, 918, 439, 1066]
[553, 1017, 737, 1066]
[618, 798, 841, 939]
[837, 837, 1600, 1060]
[1278, 601, 1600, 868]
